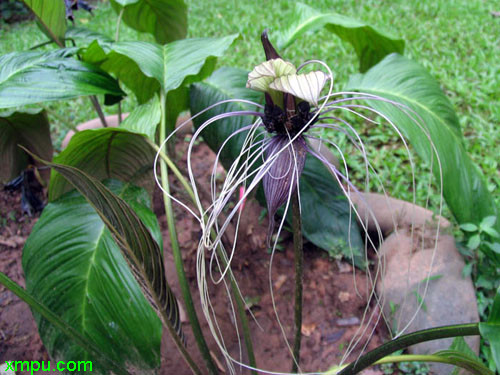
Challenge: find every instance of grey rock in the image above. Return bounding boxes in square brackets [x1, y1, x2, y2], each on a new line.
[351, 192, 450, 236]
[376, 229, 479, 375]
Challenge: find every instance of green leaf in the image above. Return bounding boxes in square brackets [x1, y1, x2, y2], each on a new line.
[165, 85, 189, 133]
[190, 67, 363, 262]
[480, 286, 500, 371]
[110, 0, 187, 44]
[432, 348, 494, 375]
[447, 336, 487, 375]
[346, 54, 499, 230]
[274, 2, 404, 72]
[483, 227, 500, 239]
[23, 180, 162, 373]
[120, 94, 161, 140]
[49, 128, 155, 201]
[23, 0, 67, 46]
[65, 26, 113, 46]
[82, 40, 160, 103]
[26, 153, 186, 351]
[0, 108, 52, 183]
[82, 35, 238, 103]
[485, 242, 500, 254]
[460, 223, 478, 232]
[467, 234, 481, 250]
[299, 156, 364, 266]
[0, 49, 124, 109]
[0, 272, 129, 375]
[480, 216, 497, 229]
[189, 67, 262, 169]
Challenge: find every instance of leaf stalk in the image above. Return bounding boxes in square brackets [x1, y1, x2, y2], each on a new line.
[291, 189, 304, 373]
[159, 91, 218, 375]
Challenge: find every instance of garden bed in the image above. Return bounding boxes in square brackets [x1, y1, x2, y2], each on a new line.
[0, 140, 387, 374]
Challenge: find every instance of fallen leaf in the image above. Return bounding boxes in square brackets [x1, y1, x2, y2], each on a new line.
[336, 259, 353, 273]
[301, 323, 316, 337]
[338, 291, 351, 303]
[274, 274, 287, 290]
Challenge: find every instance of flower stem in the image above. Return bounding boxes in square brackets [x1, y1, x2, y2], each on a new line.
[159, 92, 218, 375]
[152, 141, 257, 373]
[330, 353, 489, 374]
[291, 189, 304, 373]
[337, 323, 480, 375]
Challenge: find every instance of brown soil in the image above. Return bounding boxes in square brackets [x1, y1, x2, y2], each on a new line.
[0, 140, 387, 375]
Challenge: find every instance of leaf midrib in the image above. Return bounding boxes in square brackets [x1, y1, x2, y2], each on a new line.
[80, 222, 106, 336]
[80, 184, 128, 356]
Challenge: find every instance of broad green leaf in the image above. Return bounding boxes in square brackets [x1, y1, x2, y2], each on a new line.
[65, 26, 113, 46]
[449, 336, 478, 360]
[480, 286, 500, 371]
[446, 337, 491, 375]
[82, 35, 238, 103]
[49, 128, 155, 201]
[82, 40, 160, 103]
[23, 180, 162, 374]
[0, 49, 124, 109]
[0, 108, 52, 183]
[190, 67, 363, 261]
[346, 54, 499, 230]
[274, 2, 404, 72]
[189, 67, 262, 170]
[432, 348, 494, 375]
[0, 272, 128, 375]
[299, 155, 364, 266]
[165, 85, 189, 133]
[120, 94, 161, 140]
[27, 154, 185, 350]
[110, 0, 187, 44]
[23, 0, 67, 46]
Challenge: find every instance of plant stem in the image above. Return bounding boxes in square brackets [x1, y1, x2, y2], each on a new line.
[117, 102, 123, 124]
[115, 7, 124, 126]
[89, 96, 108, 127]
[337, 323, 480, 375]
[291, 189, 304, 373]
[375, 354, 476, 367]
[214, 245, 258, 374]
[159, 92, 219, 375]
[115, 8, 124, 42]
[331, 353, 489, 374]
[151, 141, 257, 373]
[0, 272, 129, 375]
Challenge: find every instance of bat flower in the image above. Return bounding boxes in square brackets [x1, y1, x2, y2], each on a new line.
[155, 30, 443, 374]
[245, 31, 330, 239]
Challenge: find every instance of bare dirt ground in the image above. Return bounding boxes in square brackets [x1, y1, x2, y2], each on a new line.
[0, 140, 387, 374]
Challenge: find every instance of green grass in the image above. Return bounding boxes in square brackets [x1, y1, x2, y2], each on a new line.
[0, 0, 498, 209]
